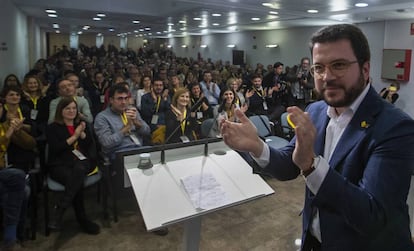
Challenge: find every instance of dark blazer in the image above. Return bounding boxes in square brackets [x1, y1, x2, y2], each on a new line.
[140, 92, 171, 131]
[264, 86, 414, 250]
[165, 108, 197, 144]
[46, 122, 97, 169]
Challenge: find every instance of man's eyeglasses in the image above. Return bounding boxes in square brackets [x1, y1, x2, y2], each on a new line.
[310, 60, 358, 79]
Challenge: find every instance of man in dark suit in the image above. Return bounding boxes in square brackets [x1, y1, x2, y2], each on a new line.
[220, 24, 414, 250]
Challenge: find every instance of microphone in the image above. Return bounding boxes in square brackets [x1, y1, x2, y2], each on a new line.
[161, 98, 205, 164]
[189, 96, 206, 113]
[206, 98, 227, 139]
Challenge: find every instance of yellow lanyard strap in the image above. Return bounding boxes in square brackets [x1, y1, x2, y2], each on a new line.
[121, 112, 128, 126]
[30, 96, 38, 110]
[180, 109, 187, 134]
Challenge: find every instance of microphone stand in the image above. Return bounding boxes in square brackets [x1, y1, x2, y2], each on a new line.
[161, 97, 205, 164]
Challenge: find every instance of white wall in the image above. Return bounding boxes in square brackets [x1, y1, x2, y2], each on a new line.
[0, 0, 29, 85]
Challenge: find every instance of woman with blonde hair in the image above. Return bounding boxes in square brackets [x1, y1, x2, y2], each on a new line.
[165, 87, 197, 143]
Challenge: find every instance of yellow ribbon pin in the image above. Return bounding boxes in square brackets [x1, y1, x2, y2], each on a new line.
[360, 121, 369, 128]
[287, 114, 296, 129]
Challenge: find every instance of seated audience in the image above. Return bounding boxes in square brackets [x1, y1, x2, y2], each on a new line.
[0, 103, 36, 250]
[245, 73, 272, 117]
[217, 86, 247, 122]
[46, 97, 100, 234]
[1, 86, 36, 173]
[136, 75, 152, 111]
[165, 87, 198, 143]
[94, 84, 150, 160]
[188, 83, 213, 138]
[200, 71, 220, 106]
[48, 79, 93, 124]
[140, 78, 170, 144]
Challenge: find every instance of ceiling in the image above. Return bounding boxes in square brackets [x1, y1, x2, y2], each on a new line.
[11, 0, 414, 38]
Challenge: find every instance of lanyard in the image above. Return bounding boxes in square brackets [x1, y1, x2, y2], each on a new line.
[4, 105, 23, 119]
[0, 124, 6, 152]
[253, 87, 264, 98]
[155, 96, 161, 113]
[180, 109, 187, 134]
[121, 112, 128, 126]
[30, 96, 38, 109]
[191, 98, 201, 111]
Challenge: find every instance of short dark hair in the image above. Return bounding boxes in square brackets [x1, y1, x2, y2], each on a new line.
[250, 73, 262, 80]
[309, 24, 370, 67]
[108, 82, 129, 98]
[273, 62, 283, 68]
[1, 85, 23, 99]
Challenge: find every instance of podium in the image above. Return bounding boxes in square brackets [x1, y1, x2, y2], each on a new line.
[119, 139, 274, 251]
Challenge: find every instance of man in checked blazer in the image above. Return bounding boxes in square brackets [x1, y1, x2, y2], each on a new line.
[220, 24, 414, 251]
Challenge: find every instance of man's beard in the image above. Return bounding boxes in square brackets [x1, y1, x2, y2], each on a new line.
[323, 72, 366, 108]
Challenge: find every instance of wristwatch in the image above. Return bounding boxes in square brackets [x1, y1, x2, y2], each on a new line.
[301, 156, 320, 178]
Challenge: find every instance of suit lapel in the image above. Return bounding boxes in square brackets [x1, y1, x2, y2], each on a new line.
[328, 87, 382, 170]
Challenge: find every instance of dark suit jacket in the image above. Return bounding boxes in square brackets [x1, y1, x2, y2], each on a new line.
[47, 122, 97, 169]
[264, 86, 414, 250]
[165, 108, 197, 144]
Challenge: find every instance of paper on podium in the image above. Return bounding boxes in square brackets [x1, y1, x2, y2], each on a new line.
[181, 172, 229, 210]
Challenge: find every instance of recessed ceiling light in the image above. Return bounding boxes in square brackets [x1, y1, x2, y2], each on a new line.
[193, 17, 202, 21]
[269, 11, 278, 15]
[97, 33, 102, 36]
[97, 13, 106, 17]
[180, 27, 186, 31]
[307, 9, 319, 13]
[93, 17, 101, 21]
[77, 31, 83, 35]
[145, 27, 151, 30]
[156, 32, 162, 34]
[45, 9, 56, 14]
[108, 28, 114, 32]
[212, 23, 220, 26]
[181, 45, 188, 48]
[227, 44, 236, 48]
[355, 3, 368, 7]
[200, 44, 207, 48]
[52, 23, 59, 29]
[179, 20, 186, 24]
[167, 23, 174, 26]
[132, 20, 140, 24]
[251, 17, 261, 21]
[48, 14, 58, 18]
[212, 13, 221, 17]
[262, 3, 273, 7]
[55, 30, 60, 33]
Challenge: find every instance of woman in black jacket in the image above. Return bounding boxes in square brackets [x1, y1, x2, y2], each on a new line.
[46, 97, 100, 235]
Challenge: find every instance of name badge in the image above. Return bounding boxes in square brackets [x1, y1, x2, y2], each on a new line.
[129, 134, 141, 145]
[196, 112, 203, 119]
[151, 115, 159, 124]
[100, 95, 105, 103]
[72, 149, 87, 160]
[180, 136, 190, 143]
[30, 109, 38, 120]
[263, 101, 268, 111]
